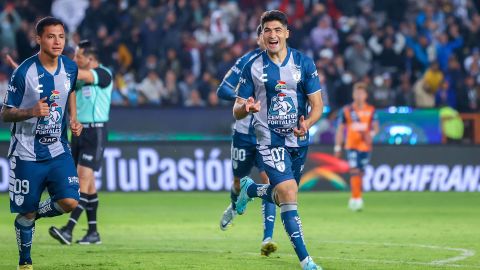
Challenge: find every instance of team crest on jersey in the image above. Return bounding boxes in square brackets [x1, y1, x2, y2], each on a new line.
[291, 65, 302, 83]
[49, 90, 60, 101]
[275, 161, 286, 172]
[275, 81, 287, 91]
[15, 195, 24, 206]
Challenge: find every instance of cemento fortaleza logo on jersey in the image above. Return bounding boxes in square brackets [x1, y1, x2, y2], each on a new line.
[268, 91, 297, 135]
[36, 102, 62, 141]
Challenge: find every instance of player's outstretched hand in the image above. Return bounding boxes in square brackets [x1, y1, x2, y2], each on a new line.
[70, 119, 83, 137]
[245, 97, 261, 113]
[293, 115, 308, 137]
[5, 54, 19, 69]
[31, 97, 50, 117]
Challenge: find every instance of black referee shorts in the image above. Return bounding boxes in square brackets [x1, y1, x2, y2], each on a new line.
[71, 123, 108, 171]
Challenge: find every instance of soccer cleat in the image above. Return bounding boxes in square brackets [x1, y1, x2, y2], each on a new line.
[235, 176, 255, 215]
[49, 226, 72, 245]
[219, 203, 236, 231]
[302, 256, 322, 270]
[348, 198, 364, 212]
[17, 264, 33, 270]
[260, 238, 278, 256]
[76, 231, 102, 245]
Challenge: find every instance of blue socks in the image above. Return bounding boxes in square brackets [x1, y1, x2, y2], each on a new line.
[36, 197, 65, 219]
[280, 203, 309, 262]
[262, 199, 276, 241]
[246, 183, 275, 204]
[15, 215, 35, 265]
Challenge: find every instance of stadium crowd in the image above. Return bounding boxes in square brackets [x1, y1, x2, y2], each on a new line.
[0, 0, 479, 112]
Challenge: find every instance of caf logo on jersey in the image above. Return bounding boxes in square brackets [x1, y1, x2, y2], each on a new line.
[49, 90, 60, 101]
[275, 81, 287, 91]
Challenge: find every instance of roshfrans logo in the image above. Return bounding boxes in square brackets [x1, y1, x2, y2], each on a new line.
[275, 80, 287, 91]
[300, 153, 349, 191]
[49, 90, 60, 101]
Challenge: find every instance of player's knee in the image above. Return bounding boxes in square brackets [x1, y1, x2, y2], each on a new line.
[275, 181, 298, 203]
[58, 198, 78, 213]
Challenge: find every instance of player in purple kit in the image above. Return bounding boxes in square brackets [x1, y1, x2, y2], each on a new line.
[233, 10, 324, 270]
[1, 17, 82, 270]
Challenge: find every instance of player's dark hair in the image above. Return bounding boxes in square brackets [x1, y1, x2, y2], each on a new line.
[256, 24, 262, 37]
[36, 17, 64, 36]
[78, 40, 98, 59]
[261, 10, 288, 28]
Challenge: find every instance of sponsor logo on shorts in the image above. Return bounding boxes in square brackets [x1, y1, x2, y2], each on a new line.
[68, 176, 79, 185]
[39, 136, 58, 145]
[82, 154, 94, 161]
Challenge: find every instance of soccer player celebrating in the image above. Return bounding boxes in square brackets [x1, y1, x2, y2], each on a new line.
[217, 25, 278, 256]
[233, 10, 323, 270]
[334, 82, 379, 211]
[49, 40, 113, 245]
[1, 17, 82, 270]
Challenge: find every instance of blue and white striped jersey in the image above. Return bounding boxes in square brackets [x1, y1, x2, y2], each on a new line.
[217, 48, 262, 138]
[237, 47, 321, 147]
[4, 54, 78, 161]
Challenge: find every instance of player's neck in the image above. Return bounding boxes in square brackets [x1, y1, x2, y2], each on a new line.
[353, 101, 366, 109]
[38, 51, 59, 74]
[267, 48, 288, 65]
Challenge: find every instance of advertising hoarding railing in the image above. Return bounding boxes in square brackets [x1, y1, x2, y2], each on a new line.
[0, 142, 478, 193]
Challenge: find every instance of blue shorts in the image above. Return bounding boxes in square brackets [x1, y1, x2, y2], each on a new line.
[257, 145, 308, 187]
[231, 132, 264, 178]
[9, 153, 80, 214]
[346, 150, 371, 172]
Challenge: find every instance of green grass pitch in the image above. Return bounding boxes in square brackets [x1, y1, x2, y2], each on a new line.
[0, 192, 478, 269]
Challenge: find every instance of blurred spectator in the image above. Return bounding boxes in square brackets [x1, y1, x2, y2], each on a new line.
[310, 15, 338, 51]
[185, 89, 206, 107]
[344, 35, 372, 78]
[464, 47, 480, 75]
[435, 79, 457, 108]
[457, 76, 479, 112]
[423, 62, 444, 96]
[162, 70, 182, 106]
[137, 70, 165, 105]
[179, 72, 199, 105]
[51, 0, 88, 33]
[413, 77, 435, 108]
[0, 3, 21, 51]
[371, 72, 396, 108]
[395, 74, 415, 107]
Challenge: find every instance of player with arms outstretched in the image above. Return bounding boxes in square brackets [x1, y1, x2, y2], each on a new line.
[1, 17, 82, 270]
[233, 10, 323, 270]
[217, 25, 278, 256]
[334, 82, 379, 211]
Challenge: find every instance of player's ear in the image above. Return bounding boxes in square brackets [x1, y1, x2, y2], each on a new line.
[285, 29, 290, 39]
[36, 35, 41, 45]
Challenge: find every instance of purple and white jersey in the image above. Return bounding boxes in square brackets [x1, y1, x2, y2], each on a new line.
[4, 54, 78, 161]
[237, 48, 321, 147]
